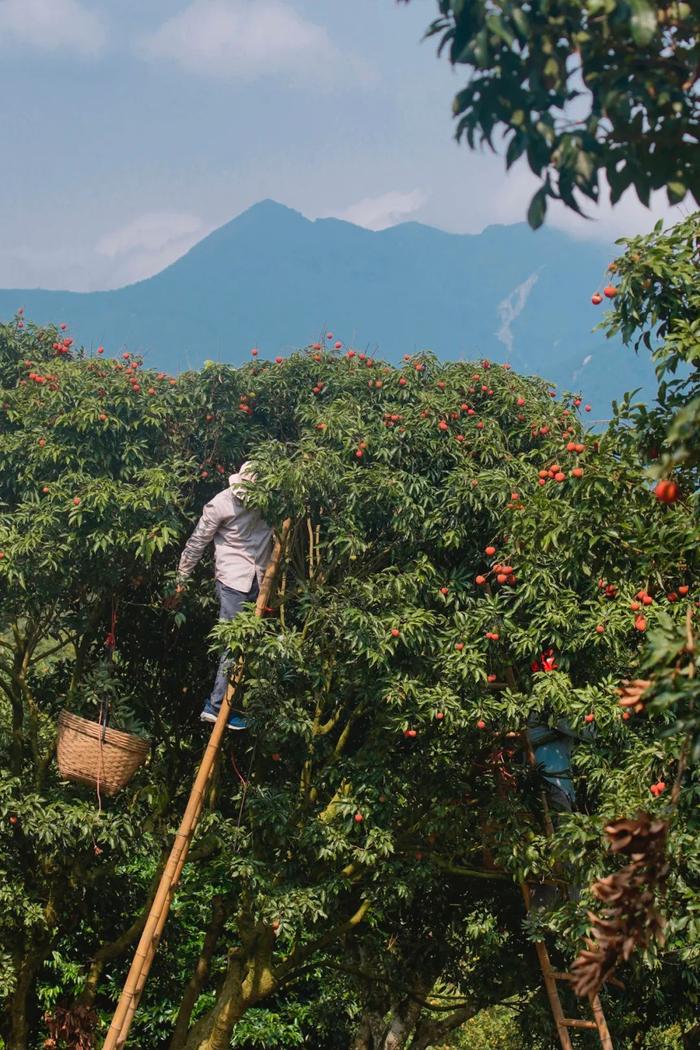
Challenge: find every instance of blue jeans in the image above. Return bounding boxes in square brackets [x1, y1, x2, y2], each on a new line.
[208, 579, 259, 712]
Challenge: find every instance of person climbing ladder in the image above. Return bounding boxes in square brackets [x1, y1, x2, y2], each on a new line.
[169, 460, 273, 730]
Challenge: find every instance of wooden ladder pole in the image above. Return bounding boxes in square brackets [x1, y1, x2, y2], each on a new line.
[520, 846, 614, 1048]
[534, 943, 575, 1049]
[103, 523, 290, 1050]
[589, 993, 614, 1050]
[521, 882, 574, 1050]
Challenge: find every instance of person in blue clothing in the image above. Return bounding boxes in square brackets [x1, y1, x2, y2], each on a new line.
[170, 461, 273, 731]
[526, 648, 591, 813]
[525, 650, 594, 907]
[525, 715, 589, 909]
[526, 718, 580, 813]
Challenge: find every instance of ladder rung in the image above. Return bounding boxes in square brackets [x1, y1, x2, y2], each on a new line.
[562, 1018, 597, 1029]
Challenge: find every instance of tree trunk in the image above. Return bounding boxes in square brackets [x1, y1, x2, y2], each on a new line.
[683, 1023, 700, 1049]
[75, 912, 149, 1010]
[5, 949, 45, 1050]
[169, 896, 226, 1050]
[351, 1010, 386, 1050]
[410, 1004, 478, 1050]
[181, 942, 277, 1050]
[72, 852, 169, 1012]
[181, 952, 248, 1050]
[9, 684, 25, 776]
[352, 1014, 374, 1050]
[381, 996, 423, 1050]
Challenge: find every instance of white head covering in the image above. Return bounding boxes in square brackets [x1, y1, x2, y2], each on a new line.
[229, 460, 256, 500]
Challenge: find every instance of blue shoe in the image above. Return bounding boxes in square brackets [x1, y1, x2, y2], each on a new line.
[200, 704, 248, 731]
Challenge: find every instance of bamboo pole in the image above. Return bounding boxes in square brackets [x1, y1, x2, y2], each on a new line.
[103, 524, 290, 1050]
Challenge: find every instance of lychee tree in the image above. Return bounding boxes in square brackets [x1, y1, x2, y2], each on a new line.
[596, 213, 700, 771]
[552, 212, 700, 1021]
[202, 342, 699, 1048]
[0, 320, 698, 1049]
[605, 211, 700, 480]
[0, 319, 252, 1048]
[403, 0, 700, 226]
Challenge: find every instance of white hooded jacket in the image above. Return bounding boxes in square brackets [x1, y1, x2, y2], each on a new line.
[177, 462, 273, 592]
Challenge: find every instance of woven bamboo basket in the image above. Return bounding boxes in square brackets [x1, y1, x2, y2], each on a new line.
[57, 710, 149, 796]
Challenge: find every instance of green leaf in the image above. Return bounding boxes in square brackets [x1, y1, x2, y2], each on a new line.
[510, 8, 530, 38]
[470, 27, 490, 68]
[506, 133, 526, 169]
[667, 180, 687, 204]
[629, 0, 657, 46]
[486, 13, 514, 47]
[608, 163, 633, 205]
[527, 187, 548, 230]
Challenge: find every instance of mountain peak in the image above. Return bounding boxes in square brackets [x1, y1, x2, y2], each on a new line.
[236, 199, 307, 223]
[165, 198, 309, 270]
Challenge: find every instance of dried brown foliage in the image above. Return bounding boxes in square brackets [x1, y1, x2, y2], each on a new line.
[617, 678, 652, 714]
[570, 814, 668, 998]
[43, 1005, 97, 1050]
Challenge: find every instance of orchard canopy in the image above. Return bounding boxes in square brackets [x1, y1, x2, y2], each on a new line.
[0, 294, 698, 1049]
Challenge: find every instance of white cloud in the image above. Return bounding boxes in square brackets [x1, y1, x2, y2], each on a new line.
[96, 211, 210, 287]
[325, 190, 429, 231]
[138, 0, 337, 80]
[0, 212, 210, 290]
[572, 353, 594, 385]
[0, 0, 107, 56]
[97, 211, 205, 259]
[451, 157, 680, 243]
[547, 181, 681, 244]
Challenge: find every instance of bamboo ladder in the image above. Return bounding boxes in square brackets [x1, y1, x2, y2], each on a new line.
[521, 881, 613, 1050]
[102, 524, 290, 1050]
[521, 739, 613, 1050]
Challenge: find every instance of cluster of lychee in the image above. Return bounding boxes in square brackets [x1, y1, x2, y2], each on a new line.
[105, 353, 167, 397]
[21, 367, 58, 388]
[591, 286, 618, 305]
[475, 546, 517, 588]
[52, 336, 74, 355]
[238, 393, 255, 416]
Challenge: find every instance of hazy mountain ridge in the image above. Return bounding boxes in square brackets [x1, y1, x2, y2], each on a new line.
[0, 200, 654, 408]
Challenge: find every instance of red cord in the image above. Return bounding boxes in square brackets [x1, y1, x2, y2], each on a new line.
[105, 602, 118, 651]
[231, 749, 248, 787]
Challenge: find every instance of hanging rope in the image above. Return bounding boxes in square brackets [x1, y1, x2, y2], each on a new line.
[230, 747, 248, 790]
[231, 741, 257, 834]
[95, 600, 118, 820]
[104, 600, 118, 654]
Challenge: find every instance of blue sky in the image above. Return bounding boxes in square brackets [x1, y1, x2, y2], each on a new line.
[2, 0, 679, 291]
